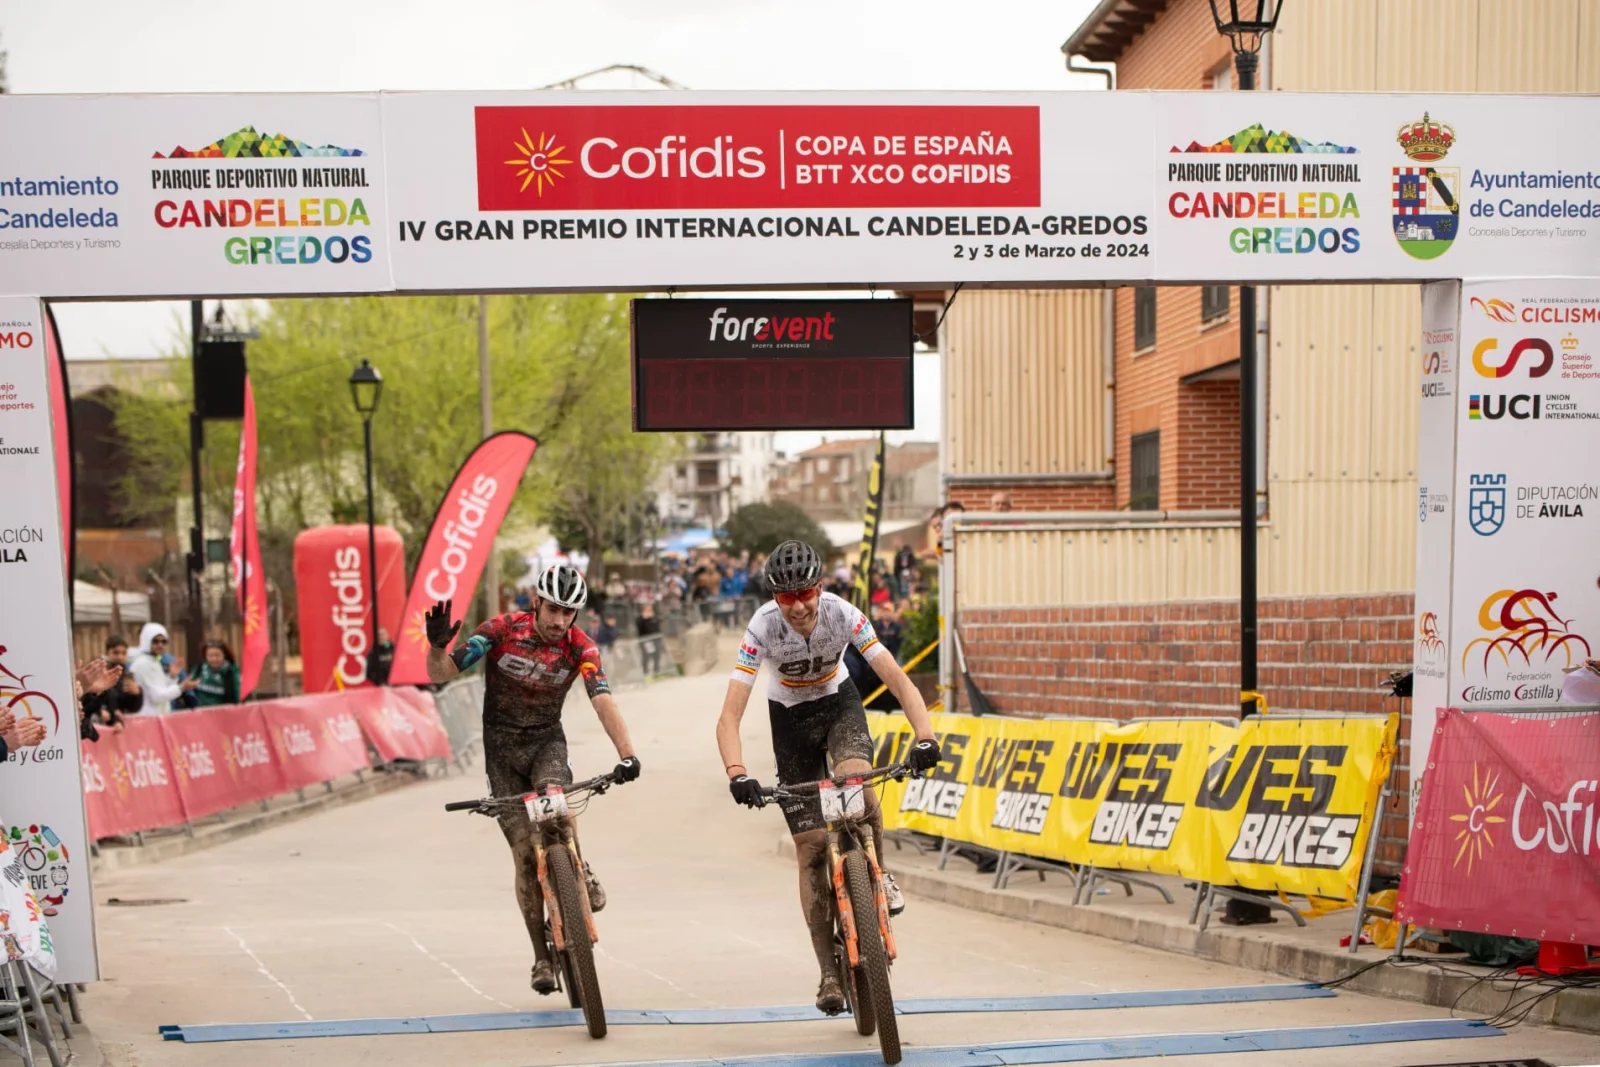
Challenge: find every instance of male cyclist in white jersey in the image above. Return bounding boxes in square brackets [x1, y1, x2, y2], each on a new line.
[715, 540, 941, 1014]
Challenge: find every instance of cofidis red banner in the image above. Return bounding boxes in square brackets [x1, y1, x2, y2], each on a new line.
[1397, 708, 1600, 945]
[474, 105, 1041, 212]
[293, 524, 405, 693]
[162, 705, 285, 821]
[230, 378, 270, 698]
[351, 687, 452, 763]
[79, 717, 185, 839]
[260, 693, 371, 791]
[390, 431, 537, 685]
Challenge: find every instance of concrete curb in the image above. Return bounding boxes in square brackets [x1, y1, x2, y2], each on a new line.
[91, 770, 422, 872]
[776, 835, 1600, 1035]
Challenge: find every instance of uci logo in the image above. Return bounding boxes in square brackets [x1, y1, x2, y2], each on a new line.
[1472, 337, 1553, 379]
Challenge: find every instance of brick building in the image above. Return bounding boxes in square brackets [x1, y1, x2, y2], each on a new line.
[938, 0, 1600, 876]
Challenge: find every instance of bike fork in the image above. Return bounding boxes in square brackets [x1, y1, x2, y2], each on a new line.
[829, 838, 862, 968]
[860, 836, 898, 962]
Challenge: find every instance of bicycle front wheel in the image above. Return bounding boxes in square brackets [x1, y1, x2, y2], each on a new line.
[843, 850, 899, 1064]
[547, 845, 606, 1039]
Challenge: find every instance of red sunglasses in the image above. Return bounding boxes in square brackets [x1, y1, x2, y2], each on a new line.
[774, 587, 820, 606]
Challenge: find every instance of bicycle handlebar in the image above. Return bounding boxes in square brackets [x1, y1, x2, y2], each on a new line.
[757, 762, 913, 804]
[444, 770, 622, 814]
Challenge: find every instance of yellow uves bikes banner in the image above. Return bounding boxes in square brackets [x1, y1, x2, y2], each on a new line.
[866, 710, 1396, 900]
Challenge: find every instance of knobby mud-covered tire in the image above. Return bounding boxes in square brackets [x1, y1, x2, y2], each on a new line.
[844, 850, 899, 1063]
[548, 845, 606, 1038]
[841, 941, 875, 1035]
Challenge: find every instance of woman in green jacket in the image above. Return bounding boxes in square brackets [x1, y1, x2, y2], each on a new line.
[192, 641, 242, 708]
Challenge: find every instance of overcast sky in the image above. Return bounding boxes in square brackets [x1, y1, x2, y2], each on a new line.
[3, 0, 1104, 449]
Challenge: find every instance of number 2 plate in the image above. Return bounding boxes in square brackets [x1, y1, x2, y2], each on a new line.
[524, 790, 568, 824]
[819, 782, 866, 822]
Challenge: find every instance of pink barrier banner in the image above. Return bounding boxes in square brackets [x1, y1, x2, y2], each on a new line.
[354, 688, 453, 763]
[80, 688, 450, 839]
[80, 717, 185, 840]
[1398, 707, 1600, 945]
[161, 706, 285, 821]
[260, 693, 372, 792]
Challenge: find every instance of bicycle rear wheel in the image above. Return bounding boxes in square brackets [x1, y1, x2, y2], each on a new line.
[843, 850, 899, 1064]
[547, 845, 606, 1038]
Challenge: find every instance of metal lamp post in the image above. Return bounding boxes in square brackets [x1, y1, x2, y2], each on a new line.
[348, 359, 384, 681]
[1210, 0, 1286, 719]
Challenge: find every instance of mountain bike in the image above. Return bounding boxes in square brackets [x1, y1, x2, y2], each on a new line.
[757, 762, 913, 1065]
[445, 769, 621, 1039]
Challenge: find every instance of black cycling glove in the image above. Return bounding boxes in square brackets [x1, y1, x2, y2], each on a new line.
[729, 775, 764, 807]
[907, 738, 942, 774]
[425, 599, 462, 649]
[614, 756, 642, 783]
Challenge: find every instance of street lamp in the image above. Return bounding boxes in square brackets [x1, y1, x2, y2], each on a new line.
[1210, 0, 1285, 720]
[348, 359, 384, 683]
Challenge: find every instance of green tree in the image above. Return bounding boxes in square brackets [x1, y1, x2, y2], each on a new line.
[105, 293, 664, 633]
[722, 502, 831, 557]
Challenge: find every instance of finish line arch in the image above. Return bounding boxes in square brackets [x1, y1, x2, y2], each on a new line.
[2, 88, 1597, 982]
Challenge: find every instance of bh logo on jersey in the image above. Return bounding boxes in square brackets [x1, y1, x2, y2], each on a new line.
[497, 653, 570, 685]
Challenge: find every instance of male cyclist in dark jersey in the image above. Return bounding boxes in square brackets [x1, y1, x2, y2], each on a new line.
[425, 563, 641, 996]
[715, 540, 942, 1015]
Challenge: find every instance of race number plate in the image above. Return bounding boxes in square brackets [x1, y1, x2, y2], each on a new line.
[524, 789, 569, 824]
[819, 781, 866, 822]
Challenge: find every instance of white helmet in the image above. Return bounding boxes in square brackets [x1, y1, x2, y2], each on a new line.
[535, 563, 588, 610]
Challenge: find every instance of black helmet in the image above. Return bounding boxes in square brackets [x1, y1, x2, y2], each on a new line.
[764, 540, 823, 593]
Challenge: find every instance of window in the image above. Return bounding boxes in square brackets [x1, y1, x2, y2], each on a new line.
[1130, 431, 1160, 511]
[1134, 286, 1157, 350]
[1202, 284, 1230, 323]
[818, 458, 830, 474]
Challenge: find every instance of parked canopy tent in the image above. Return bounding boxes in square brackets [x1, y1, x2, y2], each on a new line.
[71, 581, 150, 627]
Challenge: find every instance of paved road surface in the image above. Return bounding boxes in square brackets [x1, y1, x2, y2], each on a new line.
[85, 668, 1598, 1066]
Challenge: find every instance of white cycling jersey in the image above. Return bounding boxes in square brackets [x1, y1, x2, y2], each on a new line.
[731, 592, 887, 707]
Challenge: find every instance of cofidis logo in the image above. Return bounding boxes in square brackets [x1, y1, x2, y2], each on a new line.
[473, 105, 1041, 212]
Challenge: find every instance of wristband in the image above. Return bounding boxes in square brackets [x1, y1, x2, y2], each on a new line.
[725, 763, 746, 777]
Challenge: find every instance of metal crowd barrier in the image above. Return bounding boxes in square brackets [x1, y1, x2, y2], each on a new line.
[602, 635, 679, 687]
[434, 675, 486, 771]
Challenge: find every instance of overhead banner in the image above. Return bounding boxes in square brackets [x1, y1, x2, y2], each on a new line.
[230, 376, 270, 697]
[0, 296, 97, 983]
[867, 710, 1395, 900]
[2, 92, 1598, 296]
[1397, 708, 1600, 946]
[389, 431, 538, 685]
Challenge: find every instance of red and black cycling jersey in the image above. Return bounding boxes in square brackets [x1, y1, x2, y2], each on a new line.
[450, 612, 610, 732]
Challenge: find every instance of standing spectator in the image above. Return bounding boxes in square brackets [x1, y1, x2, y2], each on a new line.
[75, 657, 123, 741]
[128, 623, 196, 715]
[98, 635, 142, 728]
[595, 613, 618, 653]
[894, 544, 917, 600]
[636, 602, 663, 678]
[367, 626, 395, 686]
[192, 641, 243, 707]
[989, 490, 1014, 513]
[747, 552, 771, 602]
[874, 603, 905, 660]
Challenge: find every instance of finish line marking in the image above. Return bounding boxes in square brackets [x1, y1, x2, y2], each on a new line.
[583, 1018, 1502, 1067]
[159, 981, 1332, 1042]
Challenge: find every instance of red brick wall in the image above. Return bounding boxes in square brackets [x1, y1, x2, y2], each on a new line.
[1175, 380, 1241, 510]
[947, 481, 1115, 512]
[958, 593, 1416, 874]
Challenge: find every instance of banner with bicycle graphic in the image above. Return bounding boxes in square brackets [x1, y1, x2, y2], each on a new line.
[867, 710, 1396, 901]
